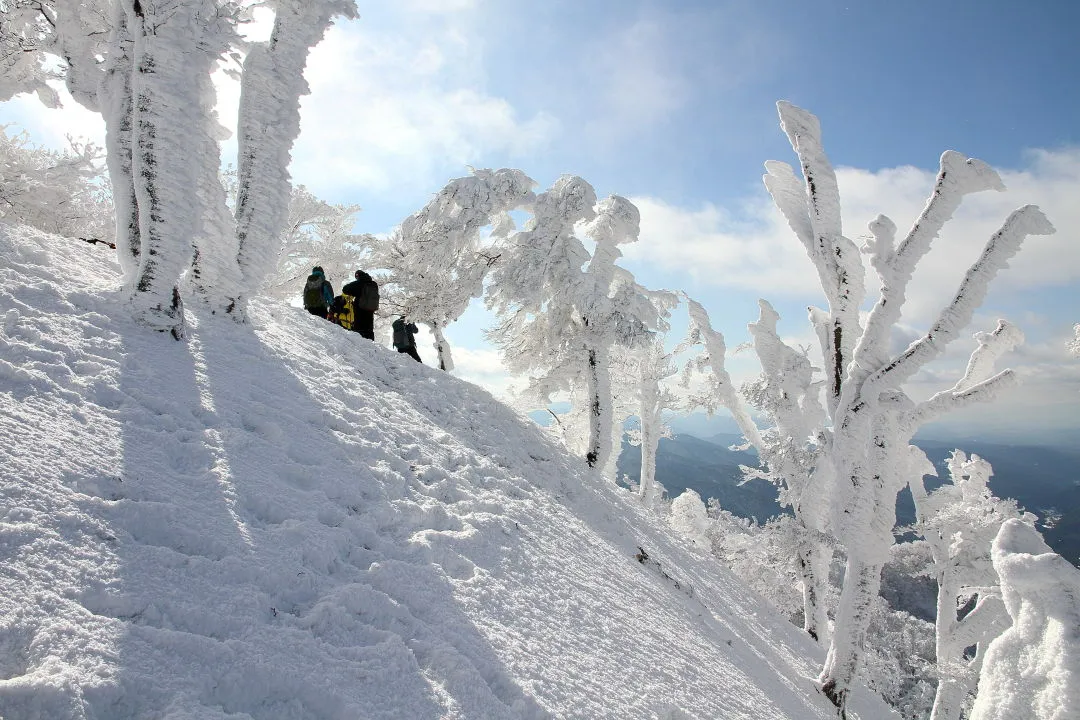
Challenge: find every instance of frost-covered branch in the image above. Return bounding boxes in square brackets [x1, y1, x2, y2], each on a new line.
[871, 206, 1054, 390]
[772, 101, 865, 413]
[855, 152, 1005, 372]
[681, 296, 763, 450]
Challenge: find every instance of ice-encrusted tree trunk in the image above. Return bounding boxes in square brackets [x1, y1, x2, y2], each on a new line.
[764, 101, 1055, 714]
[969, 519, 1080, 720]
[908, 448, 1025, 720]
[124, 0, 238, 337]
[3, 0, 357, 335]
[232, 0, 357, 316]
[624, 334, 680, 503]
[101, 1, 141, 283]
[681, 295, 833, 643]
[378, 168, 535, 371]
[577, 195, 650, 469]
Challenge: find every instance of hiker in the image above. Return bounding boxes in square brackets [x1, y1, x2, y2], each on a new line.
[303, 266, 334, 318]
[392, 317, 422, 363]
[329, 295, 354, 330]
[341, 269, 379, 341]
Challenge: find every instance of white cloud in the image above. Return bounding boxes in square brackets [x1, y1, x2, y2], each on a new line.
[627, 147, 1080, 329]
[589, 18, 691, 132]
[447, 345, 515, 398]
[288, 19, 557, 201]
[0, 87, 105, 149]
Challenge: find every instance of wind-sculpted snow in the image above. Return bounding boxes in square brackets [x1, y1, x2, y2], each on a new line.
[971, 520, 1080, 720]
[0, 224, 900, 719]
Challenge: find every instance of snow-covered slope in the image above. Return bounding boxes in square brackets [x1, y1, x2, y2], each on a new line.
[0, 224, 897, 719]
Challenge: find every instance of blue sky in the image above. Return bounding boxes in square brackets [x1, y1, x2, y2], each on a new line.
[2, 0, 1078, 442]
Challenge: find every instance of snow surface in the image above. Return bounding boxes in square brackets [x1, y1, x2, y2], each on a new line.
[0, 224, 898, 719]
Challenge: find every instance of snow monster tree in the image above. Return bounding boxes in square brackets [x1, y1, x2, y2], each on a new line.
[762, 102, 1055, 715]
[0, 0, 357, 338]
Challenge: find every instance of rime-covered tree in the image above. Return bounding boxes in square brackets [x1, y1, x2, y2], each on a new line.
[1069, 324, 1080, 357]
[0, 126, 113, 242]
[970, 519, 1080, 720]
[1, 0, 357, 336]
[488, 182, 662, 469]
[379, 167, 535, 371]
[620, 328, 681, 503]
[764, 101, 1055, 714]
[908, 448, 1028, 720]
[680, 295, 834, 643]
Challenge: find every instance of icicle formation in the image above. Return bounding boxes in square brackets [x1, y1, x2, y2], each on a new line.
[382, 168, 536, 372]
[969, 520, 1080, 720]
[761, 101, 1055, 715]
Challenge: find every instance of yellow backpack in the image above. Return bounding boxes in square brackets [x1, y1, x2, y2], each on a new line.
[330, 295, 355, 330]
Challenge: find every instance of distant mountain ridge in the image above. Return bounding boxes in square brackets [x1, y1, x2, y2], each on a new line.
[619, 432, 1080, 566]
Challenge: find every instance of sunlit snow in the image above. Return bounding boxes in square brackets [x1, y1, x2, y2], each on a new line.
[0, 225, 899, 718]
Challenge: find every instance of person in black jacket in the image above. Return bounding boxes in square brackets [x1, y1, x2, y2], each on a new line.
[341, 269, 378, 340]
[392, 317, 422, 363]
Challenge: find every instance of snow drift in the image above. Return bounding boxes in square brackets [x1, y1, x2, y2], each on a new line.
[0, 224, 897, 719]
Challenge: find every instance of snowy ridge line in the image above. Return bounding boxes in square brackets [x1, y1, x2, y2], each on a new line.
[0, 224, 897, 719]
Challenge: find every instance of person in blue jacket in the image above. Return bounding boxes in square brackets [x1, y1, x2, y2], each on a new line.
[302, 266, 335, 318]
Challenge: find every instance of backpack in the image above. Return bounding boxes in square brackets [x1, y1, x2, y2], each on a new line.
[331, 295, 354, 330]
[392, 318, 410, 349]
[303, 275, 327, 309]
[355, 280, 379, 312]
